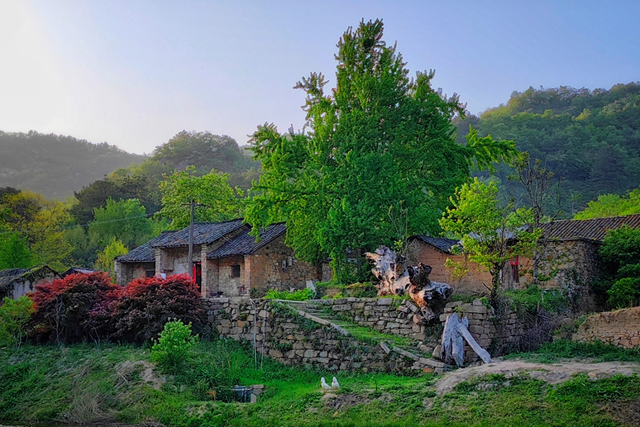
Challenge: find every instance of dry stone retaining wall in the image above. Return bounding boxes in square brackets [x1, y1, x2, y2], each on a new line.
[573, 307, 640, 348]
[206, 297, 448, 373]
[439, 300, 526, 363]
[309, 297, 431, 341]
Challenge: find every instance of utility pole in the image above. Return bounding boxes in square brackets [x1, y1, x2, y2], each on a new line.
[183, 200, 205, 281]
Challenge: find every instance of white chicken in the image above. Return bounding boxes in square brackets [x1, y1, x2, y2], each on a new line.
[321, 377, 331, 392]
[331, 376, 340, 391]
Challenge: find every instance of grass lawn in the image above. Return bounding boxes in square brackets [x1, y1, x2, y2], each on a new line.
[1, 339, 639, 426]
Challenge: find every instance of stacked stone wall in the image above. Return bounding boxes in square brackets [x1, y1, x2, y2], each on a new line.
[439, 300, 526, 363]
[206, 297, 448, 373]
[310, 297, 431, 341]
[573, 307, 640, 348]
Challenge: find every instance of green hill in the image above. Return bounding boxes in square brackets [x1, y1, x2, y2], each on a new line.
[0, 131, 146, 199]
[457, 82, 640, 213]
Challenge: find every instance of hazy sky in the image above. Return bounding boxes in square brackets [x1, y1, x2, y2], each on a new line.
[1, 1, 638, 154]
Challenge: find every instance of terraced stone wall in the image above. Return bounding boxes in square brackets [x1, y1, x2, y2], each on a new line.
[206, 297, 448, 374]
[573, 307, 640, 348]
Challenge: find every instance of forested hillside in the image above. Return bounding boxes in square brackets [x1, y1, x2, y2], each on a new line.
[457, 82, 640, 213]
[0, 131, 146, 199]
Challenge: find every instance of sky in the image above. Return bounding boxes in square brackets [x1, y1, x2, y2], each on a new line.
[0, 0, 638, 155]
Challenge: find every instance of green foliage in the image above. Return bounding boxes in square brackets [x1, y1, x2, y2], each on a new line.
[264, 287, 315, 301]
[0, 131, 145, 200]
[94, 237, 128, 275]
[598, 225, 640, 308]
[151, 320, 198, 374]
[506, 339, 640, 364]
[88, 197, 154, 249]
[158, 166, 244, 229]
[574, 188, 640, 219]
[0, 296, 34, 347]
[440, 178, 540, 291]
[247, 20, 515, 282]
[503, 286, 569, 314]
[0, 233, 33, 269]
[461, 83, 640, 213]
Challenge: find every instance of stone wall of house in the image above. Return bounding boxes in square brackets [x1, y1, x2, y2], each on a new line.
[573, 307, 640, 348]
[206, 255, 246, 297]
[246, 235, 318, 292]
[406, 240, 492, 295]
[439, 300, 526, 363]
[206, 297, 448, 373]
[118, 262, 155, 286]
[306, 297, 431, 341]
[156, 246, 202, 276]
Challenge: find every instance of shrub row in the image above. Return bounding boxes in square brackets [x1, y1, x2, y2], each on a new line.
[29, 272, 206, 344]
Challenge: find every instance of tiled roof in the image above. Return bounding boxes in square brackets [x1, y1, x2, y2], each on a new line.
[116, 231, 177, 263]
[0, 266, 59, 291]
[541, 213, 640, 242]
[151, 219, 247, 248]
[410, 235, 459, 254]
[207, 223, 287, 259]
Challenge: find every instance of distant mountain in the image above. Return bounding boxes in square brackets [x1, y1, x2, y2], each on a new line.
[0, 131, 146, 199]
[456, 82, 640, 213]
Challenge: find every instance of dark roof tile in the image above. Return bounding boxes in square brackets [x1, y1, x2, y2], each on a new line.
[541, 214, 640, 242]
[207, 223, 287, 259]
[151, 219, 246, 248]
[410, 236, 459, 254]
[116, 231, 177, 263]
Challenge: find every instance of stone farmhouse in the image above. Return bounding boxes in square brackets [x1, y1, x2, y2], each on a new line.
[115, 219, 323, 297]
[408, 213, 640, 301]
[0, 266, 60, 299]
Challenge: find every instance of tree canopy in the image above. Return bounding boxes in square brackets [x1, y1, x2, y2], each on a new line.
[574, 188, 640, 220]
[246, 19, 515, 281]
[158, 167, 244, 230]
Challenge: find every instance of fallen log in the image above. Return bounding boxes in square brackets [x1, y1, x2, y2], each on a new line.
[440, 312, 491, 366]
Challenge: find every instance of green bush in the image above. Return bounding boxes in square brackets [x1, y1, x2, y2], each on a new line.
[607, 277, 640, 309]
[0, 297, 34, 347]
[504, 285, 569, 314]
[150, 320, 197, 374]
[265, 287, 315, 301]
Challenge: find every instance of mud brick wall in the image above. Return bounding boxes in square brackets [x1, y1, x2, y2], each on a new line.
[573, 307, 640, 348]
[206, 297, 447, 373]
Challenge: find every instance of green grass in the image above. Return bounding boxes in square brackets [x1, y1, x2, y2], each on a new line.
[2, 340, 640, 426]
[505, 339, 640, 363]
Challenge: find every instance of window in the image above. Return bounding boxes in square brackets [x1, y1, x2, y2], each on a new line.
[231, 264, 241, 278]
[145, 271, 155, 278]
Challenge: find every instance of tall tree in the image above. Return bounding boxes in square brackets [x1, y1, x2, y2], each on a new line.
[247, 19, 515, 281]
[439, 178, 538, 295]
[158, 166, 244, 229]
[88, 198, 154, 249]
[0, 233, 33, 270]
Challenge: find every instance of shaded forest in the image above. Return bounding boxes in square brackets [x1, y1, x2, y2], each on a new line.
[457, 82, 640, 214]
[0, 131, 146, 200]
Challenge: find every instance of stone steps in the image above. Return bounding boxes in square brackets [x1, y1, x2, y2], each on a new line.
[279, 299, 451, 373]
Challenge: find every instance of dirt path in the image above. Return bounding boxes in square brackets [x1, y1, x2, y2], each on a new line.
[436, 359, 640, 395]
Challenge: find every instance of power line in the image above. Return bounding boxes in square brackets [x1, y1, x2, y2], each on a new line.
[0, 212, 156, 236]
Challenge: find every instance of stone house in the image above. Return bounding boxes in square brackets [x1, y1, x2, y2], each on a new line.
[0, 266, 60, 299]
[408, 213, 640, 299]
[115, 219, 320, 297]
[406, 236, 494, 295]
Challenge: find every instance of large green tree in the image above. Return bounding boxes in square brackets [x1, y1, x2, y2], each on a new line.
[247, 20, 515, 281]
[88, 198, 154, 249]
[158, 167, 244, 229]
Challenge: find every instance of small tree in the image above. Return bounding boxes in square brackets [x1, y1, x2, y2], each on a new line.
[151, 320, 197, 374]
[599, 226, 640, 308]
[0, 296, 35, 347]
[94, 237, 128, 276]
[440, 178, 538, 296]
[0, 233, 32, 269]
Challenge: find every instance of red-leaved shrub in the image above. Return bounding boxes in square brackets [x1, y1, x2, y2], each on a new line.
[110, 274, 206, 343]
[30, 272, 117, 343]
